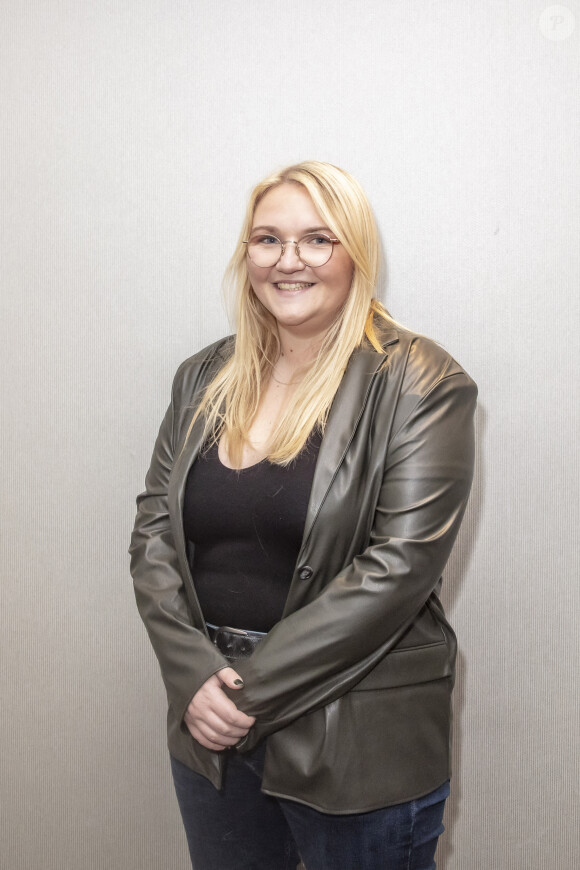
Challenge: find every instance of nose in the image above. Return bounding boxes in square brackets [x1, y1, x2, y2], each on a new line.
[277, 241, 305, 272]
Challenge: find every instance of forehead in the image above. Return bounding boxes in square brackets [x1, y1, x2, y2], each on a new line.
[252, 183, 324, 228]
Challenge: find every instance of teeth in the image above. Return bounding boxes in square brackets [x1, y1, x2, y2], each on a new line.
[276, 282, 313, 290]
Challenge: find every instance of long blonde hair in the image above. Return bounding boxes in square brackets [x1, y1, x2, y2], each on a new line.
[195, 161, 394, 465]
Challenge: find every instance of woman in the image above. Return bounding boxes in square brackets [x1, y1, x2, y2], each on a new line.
[130, 161, 477, 870]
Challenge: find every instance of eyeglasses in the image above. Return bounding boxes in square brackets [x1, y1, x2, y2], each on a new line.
[242, 232, 340, 268]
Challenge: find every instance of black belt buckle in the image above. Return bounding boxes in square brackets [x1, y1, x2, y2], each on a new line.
[211, 625, 264, 661]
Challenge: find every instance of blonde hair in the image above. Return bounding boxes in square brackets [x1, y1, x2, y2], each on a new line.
[194, 161, 395, 465]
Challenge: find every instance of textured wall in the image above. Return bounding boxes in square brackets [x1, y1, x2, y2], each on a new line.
[1, 1, 579, 867]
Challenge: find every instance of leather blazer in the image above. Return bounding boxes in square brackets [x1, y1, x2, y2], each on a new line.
[130, 325, 477, 813]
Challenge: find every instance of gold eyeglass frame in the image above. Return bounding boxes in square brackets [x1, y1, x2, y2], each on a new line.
[242, 233, 340, 268]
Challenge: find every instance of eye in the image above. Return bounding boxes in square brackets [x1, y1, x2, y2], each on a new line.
[251, 234, 280, 246]
[302, 233, 332, 246]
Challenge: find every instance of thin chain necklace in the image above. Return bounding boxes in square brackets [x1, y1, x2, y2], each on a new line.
[271, 349, 313, 386]
[270, 370, 299, 386]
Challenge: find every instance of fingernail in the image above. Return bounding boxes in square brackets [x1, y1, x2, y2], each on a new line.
[233, 679, 244, 686]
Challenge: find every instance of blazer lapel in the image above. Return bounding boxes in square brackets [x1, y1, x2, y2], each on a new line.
[170, 412, 207, 529]
[301, 347, 389, 547]
[167, 353, 227, 618]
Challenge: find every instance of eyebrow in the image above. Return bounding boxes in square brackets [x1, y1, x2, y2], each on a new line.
[250, 225, 333, 234]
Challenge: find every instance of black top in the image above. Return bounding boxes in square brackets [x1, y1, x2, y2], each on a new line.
[183, 434, 321, 632]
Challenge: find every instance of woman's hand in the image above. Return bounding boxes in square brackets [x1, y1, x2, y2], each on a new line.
[184, 668, 256, 751]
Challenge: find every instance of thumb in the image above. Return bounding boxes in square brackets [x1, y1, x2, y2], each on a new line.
[216, 666, 245, 690]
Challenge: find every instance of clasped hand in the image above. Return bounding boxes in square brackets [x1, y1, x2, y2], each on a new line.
[184, 667, 256, 751]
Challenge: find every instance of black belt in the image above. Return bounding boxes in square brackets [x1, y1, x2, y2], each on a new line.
[206, 623, 266, 661]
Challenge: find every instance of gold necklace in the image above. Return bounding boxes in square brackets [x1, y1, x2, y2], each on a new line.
[270, 362, 303, 386]
[270, 371, 298, 386]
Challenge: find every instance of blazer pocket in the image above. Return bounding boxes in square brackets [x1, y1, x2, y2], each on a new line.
[351, 605, 456, 691]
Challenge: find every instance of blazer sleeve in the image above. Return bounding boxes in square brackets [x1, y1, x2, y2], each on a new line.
[225, 368, 477, 750]
[129, 362, 229, 725]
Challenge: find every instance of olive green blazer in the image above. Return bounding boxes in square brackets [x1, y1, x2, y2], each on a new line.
[130, 326, 477, 813]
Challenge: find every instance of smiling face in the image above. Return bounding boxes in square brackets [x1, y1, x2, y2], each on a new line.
[246, 183, 354, 342]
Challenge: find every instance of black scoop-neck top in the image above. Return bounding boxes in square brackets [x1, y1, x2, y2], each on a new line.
[182, 433, 321, 632]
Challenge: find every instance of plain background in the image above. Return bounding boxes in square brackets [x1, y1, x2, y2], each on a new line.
[1, 1, 579, 868]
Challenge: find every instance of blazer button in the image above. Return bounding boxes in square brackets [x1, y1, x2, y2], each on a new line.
[298, 566, 313, 581]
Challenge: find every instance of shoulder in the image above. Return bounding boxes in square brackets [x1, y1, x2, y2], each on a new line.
[174, 334, 235, 375]
[361, 326, 478, 443]
[174, 335, 235, 384]
[171, 335, 235, 398]
[373, 324, 477, 397]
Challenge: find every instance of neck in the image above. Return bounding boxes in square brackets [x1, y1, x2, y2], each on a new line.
[276, 326, 325, 371]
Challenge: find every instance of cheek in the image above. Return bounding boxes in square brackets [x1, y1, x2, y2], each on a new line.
[247, 261, 270, 292]
[246, 261, 258, 287]
[330, 250, 354, 283]
[246, 273, 263, 304]
[246, 274, 272, 314]
[329, 263, 354, 304]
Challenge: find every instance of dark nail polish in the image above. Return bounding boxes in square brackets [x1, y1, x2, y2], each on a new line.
[233, 679, 244, 686]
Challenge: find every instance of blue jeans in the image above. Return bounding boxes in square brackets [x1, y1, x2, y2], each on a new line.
[170, 744, 449, 870]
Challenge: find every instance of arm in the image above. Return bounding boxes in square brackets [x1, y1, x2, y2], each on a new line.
[129, 355, 252, 741]
[226, 371, 477, 747]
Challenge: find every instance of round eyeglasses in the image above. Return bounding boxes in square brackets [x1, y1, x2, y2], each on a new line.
[242, 232, 340, 268]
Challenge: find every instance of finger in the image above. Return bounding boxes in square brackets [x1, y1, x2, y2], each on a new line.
[190, 677, 254, 726]
[185, 696, 253, 737]
[205, 692, 255, 728]
[191, 724, 245, 749]
[203, 682, 256, 727]
[187, 709, 251, 741]
[187, 724, 237, 751]
[185, 713, 250, 748]
[215, 666, 246, 690]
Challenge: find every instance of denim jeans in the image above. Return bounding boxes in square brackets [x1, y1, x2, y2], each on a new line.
[170, 743, 449, 870]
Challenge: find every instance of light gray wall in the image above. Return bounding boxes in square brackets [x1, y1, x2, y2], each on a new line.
[1, 1, 578, 867]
